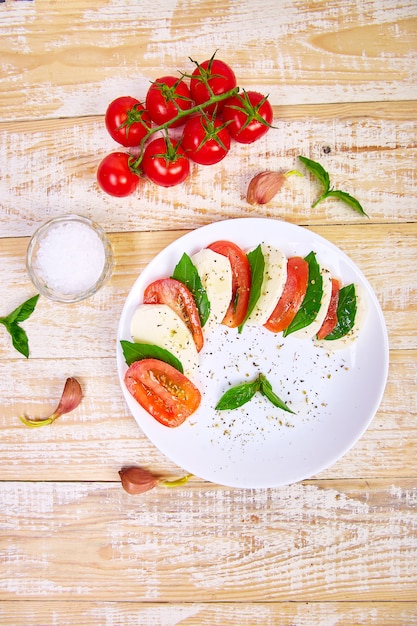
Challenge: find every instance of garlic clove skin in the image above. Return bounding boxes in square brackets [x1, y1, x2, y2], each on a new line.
[19, 376, 82, 427]
[119, 467, 159, 495]
[246, 171, 286, 205]
[54, 377, 83, 416]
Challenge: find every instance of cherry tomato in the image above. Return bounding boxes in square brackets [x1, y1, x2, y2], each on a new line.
[141, 136, 190, 187]
[181, 115, 231, 165]
[190, 57, 237, 113]
[143, 278, 204, 352]
[124, 358, 201, 428]
[145, 76, 193, 127]
[264, 257, 309, 333]
[207, 240, 251, 328]
[317, 278, 341, 340]
[105, 96, 151, 147]
[96, 152, 140, 197]
[222, 90, 273, 144]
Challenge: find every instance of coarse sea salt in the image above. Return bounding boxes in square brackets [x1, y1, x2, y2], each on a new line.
[35, 221, 106, 295]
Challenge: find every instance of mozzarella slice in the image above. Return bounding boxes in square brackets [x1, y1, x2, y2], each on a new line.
[245, 244, 287, 326]
[130, 303, 199, 377]
[292, 266, 333, 339]
[191, 248, 232, 333]
[314, 283, 366, 350]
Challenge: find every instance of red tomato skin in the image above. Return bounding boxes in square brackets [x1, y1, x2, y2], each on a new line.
[105, 96, 151, 147]
[190, 59, 237, 113]
[181, 115, 231, 165]
[264, 257, 309, 333]
[145, 76, 193, 127]
[207, 240, 251, 328]
[222, 91, 273, 144]
[124, 358, 201, 428]
[317, 278, 341, 340]
[141, 137, 190, 187]
[96, 152, 140, 197]
[143, 278, 204, 352]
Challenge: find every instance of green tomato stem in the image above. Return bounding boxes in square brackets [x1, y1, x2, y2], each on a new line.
[130, 86, 240, 170]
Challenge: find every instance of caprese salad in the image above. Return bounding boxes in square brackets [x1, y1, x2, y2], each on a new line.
[121, 239, 365, 428]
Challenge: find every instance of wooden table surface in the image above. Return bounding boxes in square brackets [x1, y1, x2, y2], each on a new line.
[1, 1, 416, 624]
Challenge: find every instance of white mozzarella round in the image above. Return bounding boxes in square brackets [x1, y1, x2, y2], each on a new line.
[245, 244, 287, 326]
[292, 265, 333, 339]
[130, 303, 199, 376]
[191, 248, 233, 333]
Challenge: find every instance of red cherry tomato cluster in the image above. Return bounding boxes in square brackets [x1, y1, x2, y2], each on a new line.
[96, 54, 274, 197]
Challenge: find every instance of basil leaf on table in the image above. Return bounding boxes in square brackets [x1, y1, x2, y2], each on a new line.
[284, 251, 322, 336]
[120, 340, 184, 372]
[325, 190, 367, 216]
[238, 244, 265, 333]
[0, 294, 39, 358]
[298, 155, 368, 216]
[324, 283, 357, 340]
[299, 155, 330, 193]
[172, 252, 210, 326]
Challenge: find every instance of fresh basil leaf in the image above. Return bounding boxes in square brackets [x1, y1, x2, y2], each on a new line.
[326, 190, 368, 217]
[284, 251, 323, 336]
[215, 378, 261, 411]
[299, 156, 330, 193]
[172, 252, 210, 326]
[238, 244, 265, 333]
[259, 374, 295, 414]
[0, 294, 40, 325]
[0, 294, 39, 358]
[120, 340, 184, 372]
[9, 323, 30, 358]
[324, 284, 357, 340]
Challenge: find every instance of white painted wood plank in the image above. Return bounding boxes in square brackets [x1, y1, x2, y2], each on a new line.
[0, 479, 416, 601]
[0, 0, 416, 121]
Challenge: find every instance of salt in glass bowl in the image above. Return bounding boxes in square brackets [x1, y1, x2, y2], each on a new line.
[26, 214, 114, 303]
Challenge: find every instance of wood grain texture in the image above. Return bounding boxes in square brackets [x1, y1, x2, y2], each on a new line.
[1, 224, 416, 357]
[1, 0, 416, 622]
[0, 0, 416, 122]
[1, 479, 416, 603]
[1, 601, 416, 626]
[0, 226, 416, 482]
[0, 349, 415, 482]
[0, 101, 416, 237]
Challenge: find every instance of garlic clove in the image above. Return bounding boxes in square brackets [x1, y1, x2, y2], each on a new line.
[19, 377, 82, 427]
[246, 171, 286, 205]
[119, 467, 159, 495]
[54, 377, 83, 417]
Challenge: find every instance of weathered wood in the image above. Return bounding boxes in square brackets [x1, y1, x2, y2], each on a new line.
[0, 101, 416, 237]
[0, 479, 416, 603]
[0, 601, 416, 626]
[1, 0, 416, 620]
[1, 224, 415, 358]
[0, 0, 416, 121]
[0, 349, 414, 482]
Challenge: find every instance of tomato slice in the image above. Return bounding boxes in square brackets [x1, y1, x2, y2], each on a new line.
[264, 257, 309, 333]
[143, 277, 204, 352]
[124, 359, 201, 428]
[207, 240, 251, 328]
[317, 278, 341, 340]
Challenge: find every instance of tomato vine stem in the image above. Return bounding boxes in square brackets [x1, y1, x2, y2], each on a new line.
[130, 85, 240, 171]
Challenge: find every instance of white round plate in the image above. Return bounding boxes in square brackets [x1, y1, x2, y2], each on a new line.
[117, 218, 389, 488]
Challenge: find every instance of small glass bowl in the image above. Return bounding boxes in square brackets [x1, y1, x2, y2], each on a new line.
[26, 214, 114, 303]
